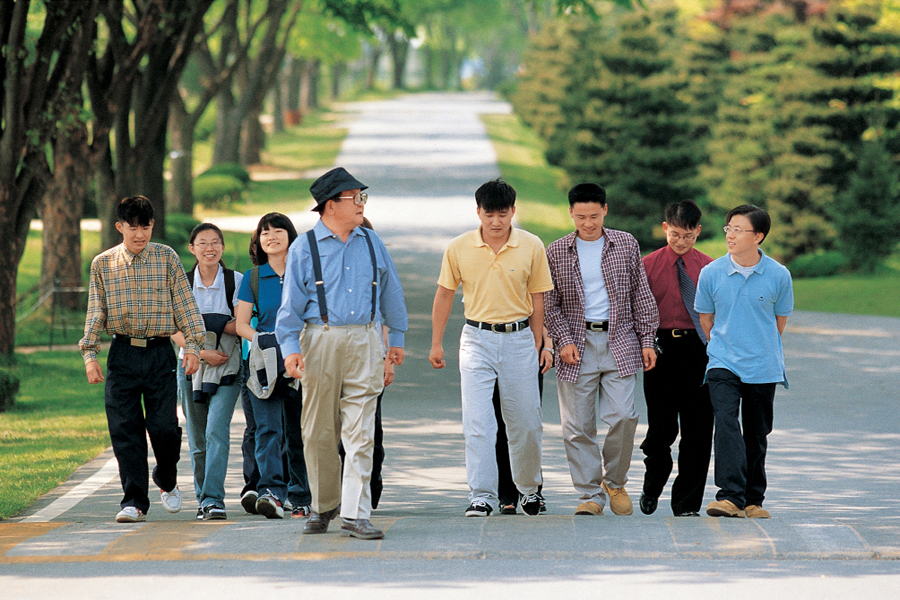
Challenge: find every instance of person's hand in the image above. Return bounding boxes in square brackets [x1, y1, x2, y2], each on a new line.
[383, 357, 395, 387]
[85, 360, 104, 384]
[559, 344, 580, 365]
[429, 346, 445, 369]
[387, 347, 404, 366]
[642, 347, 657, 371]
[200, 349, 229, 366]
[183, 353, 200, 376]
[539, 348, 554, 374]
[284, 353, 304, 380]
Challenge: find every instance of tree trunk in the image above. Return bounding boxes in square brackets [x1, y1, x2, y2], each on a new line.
[168, 97, 195, 215]
[213, 89, 241, 164]
[308, 59, 320, 110]
[366, 42, 383, 91]
[41, 126, 89, 312]
[330, 62, 344, 100]
[388, 34, 410, 90]
[240, 111, 264, 166]
[97, 146, 119, 251]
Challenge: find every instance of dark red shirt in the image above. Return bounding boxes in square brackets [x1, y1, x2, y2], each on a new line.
[642, 245, 713, 330]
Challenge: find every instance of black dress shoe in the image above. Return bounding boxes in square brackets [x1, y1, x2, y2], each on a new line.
[302, 507, 340, 534]
[674, 511, 701, 517]
[340, 518, 384, 540]
[639, 493, 658, 515]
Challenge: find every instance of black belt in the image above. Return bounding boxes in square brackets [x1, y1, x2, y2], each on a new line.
[585, 321, 609, 332]
[114, 335, 171, 348]
[465, 319, 530, 333]
[658, 328, 697, 338]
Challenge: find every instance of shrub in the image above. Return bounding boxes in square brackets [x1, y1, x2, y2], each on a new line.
[166, 213, 201, 249]
[0, 368, 20, 413]
[199, 163, 252, 186]
[194, 174, 245, 208]
[787, 251, 849, 278]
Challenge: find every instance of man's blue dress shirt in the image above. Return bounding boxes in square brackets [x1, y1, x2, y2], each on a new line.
[276, 220, 408, 356]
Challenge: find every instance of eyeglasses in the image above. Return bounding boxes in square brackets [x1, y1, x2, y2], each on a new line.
[193, 241, 223, 249]
[338, 191, 368, 206]
[666, 231, 698, 242]
[723, 226, 756, 235]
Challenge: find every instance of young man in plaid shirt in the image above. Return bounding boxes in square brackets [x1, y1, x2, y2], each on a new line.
[544, 183, 659, 517]
[80, 195, 206, 523]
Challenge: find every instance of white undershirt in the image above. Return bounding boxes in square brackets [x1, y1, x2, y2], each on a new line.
[576, 236, 610, 321]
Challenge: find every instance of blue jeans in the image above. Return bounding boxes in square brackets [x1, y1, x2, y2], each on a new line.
[177, 361, 240, 508]
[247, 378, 310, 504]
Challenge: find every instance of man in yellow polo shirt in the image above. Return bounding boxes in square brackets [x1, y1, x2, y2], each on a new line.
[429, 178, 554, 517]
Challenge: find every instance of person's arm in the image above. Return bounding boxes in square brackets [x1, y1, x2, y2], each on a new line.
[429, 285, 456, 369]
[376, 241, 408, 353]
[235, 300, 256, 342]
[699, 313, 714, 342]
[529, 292, 544, 352]
[539, 326, 554, 374]
[776, 315, 787, 336]
[169, 253, 205, 376]
[81, 260, 107, 383]
[543, 249, 578, 366]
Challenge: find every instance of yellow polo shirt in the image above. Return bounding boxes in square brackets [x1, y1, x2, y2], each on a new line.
[438, 227, 553, 323]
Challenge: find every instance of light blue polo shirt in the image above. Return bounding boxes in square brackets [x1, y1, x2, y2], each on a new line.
[695, 249, 793, 386]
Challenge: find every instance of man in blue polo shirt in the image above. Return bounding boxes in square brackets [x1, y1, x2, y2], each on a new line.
[695, 204, 793, 519]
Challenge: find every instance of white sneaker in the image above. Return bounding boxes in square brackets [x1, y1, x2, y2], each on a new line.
[160, 486, 183, 513]
[116, 506, 146, 523]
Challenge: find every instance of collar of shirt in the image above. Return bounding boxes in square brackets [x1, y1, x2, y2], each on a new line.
[474, 226, 520, 252]
[314, 218, 366, 243]
[193, 264, 224, 290]
[727, 248, 768, 276]
[121, 243, 151, 265]
[565, 229, 613, 251]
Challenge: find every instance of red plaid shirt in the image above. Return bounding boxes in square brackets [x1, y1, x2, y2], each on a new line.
[544, 229, 659, 382]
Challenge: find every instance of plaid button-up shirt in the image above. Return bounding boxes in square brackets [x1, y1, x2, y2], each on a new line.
[79, 242, 205, 362]
[544, 229, 659, 382]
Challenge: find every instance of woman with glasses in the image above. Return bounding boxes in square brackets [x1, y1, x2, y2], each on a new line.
[172, 223, 243, 520]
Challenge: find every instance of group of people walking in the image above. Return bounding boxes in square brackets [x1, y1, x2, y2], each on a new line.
[79, 167, 793, 541]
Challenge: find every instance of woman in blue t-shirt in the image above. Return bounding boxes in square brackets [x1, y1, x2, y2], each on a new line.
[235, 213, 310, 519]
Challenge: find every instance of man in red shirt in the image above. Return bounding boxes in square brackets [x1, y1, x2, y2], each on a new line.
[639, 200, 714, 517]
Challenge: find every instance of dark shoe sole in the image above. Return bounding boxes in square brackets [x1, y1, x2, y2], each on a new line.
[256, 501, 283, 519]
[240, 494, 258, 515]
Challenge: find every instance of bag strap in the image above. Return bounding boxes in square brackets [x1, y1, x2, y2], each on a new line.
[187, 266, 237, 317]
[249, 266, 260, 319]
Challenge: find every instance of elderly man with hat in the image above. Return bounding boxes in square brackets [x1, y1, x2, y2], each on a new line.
[276, 167, 408, 540]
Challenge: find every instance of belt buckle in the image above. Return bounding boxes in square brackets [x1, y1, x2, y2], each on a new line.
[589, 322, 604, 332]
[131, 338, 147, 347]
[492, 323, 512, 333]
[671, 329, 683, 338]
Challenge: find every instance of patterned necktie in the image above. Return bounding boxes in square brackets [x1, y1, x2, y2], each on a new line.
[676, 257, 707, 345]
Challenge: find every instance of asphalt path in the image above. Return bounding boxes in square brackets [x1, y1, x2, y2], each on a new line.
[4, 92, 900, 598]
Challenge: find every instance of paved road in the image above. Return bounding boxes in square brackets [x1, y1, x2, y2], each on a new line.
[4, 92, 900, 597]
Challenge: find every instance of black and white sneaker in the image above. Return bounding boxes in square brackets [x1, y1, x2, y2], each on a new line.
[195, 508, 205, 521]
[256, 491, 284, 519]
[201, 505, 227, 521]
[522, 493, 542, 516]
[465, 499, 492, 517]
[240, 490, 258, 515]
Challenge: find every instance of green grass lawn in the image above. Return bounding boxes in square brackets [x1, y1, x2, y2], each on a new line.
[0, 352, 109, 520]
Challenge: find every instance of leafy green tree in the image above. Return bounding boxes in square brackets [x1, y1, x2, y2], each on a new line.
[836, 138, 900, 272]
[546, 7, 706, 247]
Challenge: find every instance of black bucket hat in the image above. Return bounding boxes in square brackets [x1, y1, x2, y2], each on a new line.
[310, 167, 368, 210]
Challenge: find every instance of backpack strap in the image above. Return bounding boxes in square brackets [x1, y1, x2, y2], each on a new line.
[223, 267, 236, 317]
[249, 266, 260, 319]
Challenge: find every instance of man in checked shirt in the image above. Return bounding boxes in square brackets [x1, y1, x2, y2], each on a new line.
[544, 183, 659, 517]
[80, 195, 206, 523]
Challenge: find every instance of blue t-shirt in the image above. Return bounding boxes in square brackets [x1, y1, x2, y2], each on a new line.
[237, 262, 284, 333]
[695, 249, 793, 386]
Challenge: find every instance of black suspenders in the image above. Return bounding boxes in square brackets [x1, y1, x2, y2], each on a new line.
[306, 228, 378, 326]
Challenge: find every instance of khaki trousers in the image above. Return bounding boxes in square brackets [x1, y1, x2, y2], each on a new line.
[300, 323, 384, 519]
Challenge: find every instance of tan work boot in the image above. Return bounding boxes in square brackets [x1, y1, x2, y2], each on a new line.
[575, 501, 604, 515]
[744, 504, 771, 518]
[601, 482, 633, 516]
[706, 499, 746, 518]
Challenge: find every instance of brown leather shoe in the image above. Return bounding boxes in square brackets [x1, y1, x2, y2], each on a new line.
[706, 499, 746, 518]
[601, 482, 633, 516]
[575, 501, 604, 515]
[340, 518, 384, 540]
[302, 507, 340, 534]
[744, 505, 771, 518]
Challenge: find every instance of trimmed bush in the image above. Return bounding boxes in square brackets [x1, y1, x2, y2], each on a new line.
[166, 213, 202, 249]
[194, 174, 244, 208]
[199, 163, 251, 186]
[0, 369, 20, 413]
[788, 251, 850, 279]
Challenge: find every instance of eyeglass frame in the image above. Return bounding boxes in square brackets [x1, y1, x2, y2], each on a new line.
[337, 191, 368, 206]
[666, 230, 698, 242]
[722, 226, 756, 235]
[192, 240, 223, 249]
